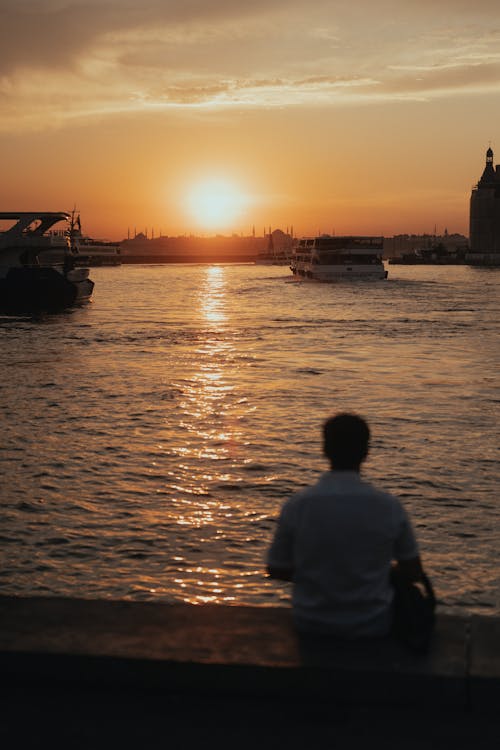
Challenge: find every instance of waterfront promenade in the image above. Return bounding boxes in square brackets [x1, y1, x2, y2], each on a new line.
[1, 596, 499, 748]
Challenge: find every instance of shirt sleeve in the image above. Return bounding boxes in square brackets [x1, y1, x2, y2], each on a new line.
[266, 499, 296, 570]
[393, 505, 419, 561]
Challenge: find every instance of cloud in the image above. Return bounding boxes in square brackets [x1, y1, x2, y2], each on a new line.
[2, 0, 500, 132]
[0, 0, 297, 73]
[402, 0, 500, 9]
[381, 61, 500, 98]
[143, 74, 380, 107]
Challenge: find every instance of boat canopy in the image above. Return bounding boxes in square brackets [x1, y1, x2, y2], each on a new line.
[314, 236, 384, 250]
[0, 212, 71, 237]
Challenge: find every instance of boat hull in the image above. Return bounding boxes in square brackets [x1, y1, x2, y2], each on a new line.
[290, 263, 388, 281]
[0, 266, 94, 313]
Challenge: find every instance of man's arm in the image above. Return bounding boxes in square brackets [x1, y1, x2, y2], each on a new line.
[393, 504, 423, 582]
[266, 500, 296, 582]
[393, 555, 424, 582]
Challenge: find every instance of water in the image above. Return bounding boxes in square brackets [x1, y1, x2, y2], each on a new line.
[1, 263, 499, 615]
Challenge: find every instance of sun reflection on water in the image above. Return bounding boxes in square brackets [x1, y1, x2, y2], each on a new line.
[200, 265, 227, 324]
[165, 265, 250, 603]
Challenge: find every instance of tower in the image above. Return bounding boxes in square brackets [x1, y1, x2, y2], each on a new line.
[469, 146, 500, 258]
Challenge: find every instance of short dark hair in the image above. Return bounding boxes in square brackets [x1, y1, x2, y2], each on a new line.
[323, 413, 370, 470]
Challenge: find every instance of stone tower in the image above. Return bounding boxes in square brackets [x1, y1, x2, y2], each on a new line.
[469, 147, 500, 261]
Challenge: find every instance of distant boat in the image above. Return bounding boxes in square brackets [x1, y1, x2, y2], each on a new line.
[71, 235, 121, 265]
[0, 211, 94, 313]
[388, 242, 466, 265]
[41, 213, 121, 266]
[69, 213, 121, 266]
[290, 235, 388, 281]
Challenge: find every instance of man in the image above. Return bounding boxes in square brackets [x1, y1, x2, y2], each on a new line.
[267, 413, 423, 638]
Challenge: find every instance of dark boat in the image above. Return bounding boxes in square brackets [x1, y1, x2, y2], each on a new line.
[0, 212, 94, 313]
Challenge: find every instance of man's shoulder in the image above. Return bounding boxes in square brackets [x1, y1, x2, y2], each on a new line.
[288, 472, 336, 500]
[319, 471, 398, 499]
[280, 478, 326, 515]
[284, 485, 316, 508]
[357, 476, 397, 497]
[321, 473, 408, 516]
[357, 477, 406, 508]
[283, 472, 405, 511]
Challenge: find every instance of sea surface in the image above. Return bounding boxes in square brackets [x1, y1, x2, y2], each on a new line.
[1, 263, 499, 615]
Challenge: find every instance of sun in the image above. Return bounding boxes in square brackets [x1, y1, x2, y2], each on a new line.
[186, 178, 248, 231]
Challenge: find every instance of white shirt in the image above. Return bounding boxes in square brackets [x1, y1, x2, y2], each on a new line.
[267, 471, 419, 637]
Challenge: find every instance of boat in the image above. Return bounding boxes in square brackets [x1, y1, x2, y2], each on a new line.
[39, 212, 121, 266]
[43, 213, 121, 266]
[290, 235, 388, 281]
[0, 211, 95, 313]
[71, 234, 121, 265]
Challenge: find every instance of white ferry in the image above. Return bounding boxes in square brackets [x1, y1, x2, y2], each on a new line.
[290, 235, 388, 281]
[45, 213, 121, 266]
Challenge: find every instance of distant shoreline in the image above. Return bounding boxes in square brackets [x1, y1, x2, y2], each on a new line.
[120, 255, 258, 264]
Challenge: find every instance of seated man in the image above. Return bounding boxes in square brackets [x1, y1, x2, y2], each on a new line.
[267, 413, 423, 638]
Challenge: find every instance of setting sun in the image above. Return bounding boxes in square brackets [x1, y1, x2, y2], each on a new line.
[186, 179, 248, 231]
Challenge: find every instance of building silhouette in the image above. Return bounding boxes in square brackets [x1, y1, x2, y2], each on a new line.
[119, 230, 295, 263]
[469, 146, 500, 264]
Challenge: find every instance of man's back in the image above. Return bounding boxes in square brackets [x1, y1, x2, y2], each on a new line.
[267, 470, 418, 637]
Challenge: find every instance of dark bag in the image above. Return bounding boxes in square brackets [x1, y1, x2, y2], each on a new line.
[390, 567, 436, 654]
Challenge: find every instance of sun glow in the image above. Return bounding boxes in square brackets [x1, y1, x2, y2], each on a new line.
[186, 178, 248, 231]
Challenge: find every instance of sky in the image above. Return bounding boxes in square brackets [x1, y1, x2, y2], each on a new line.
[2, 0, 500, 240]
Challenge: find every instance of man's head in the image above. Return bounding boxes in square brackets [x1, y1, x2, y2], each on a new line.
[323, 413, 370, 471]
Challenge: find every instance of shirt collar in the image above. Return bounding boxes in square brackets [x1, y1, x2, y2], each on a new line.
[317, 470, 362, 486]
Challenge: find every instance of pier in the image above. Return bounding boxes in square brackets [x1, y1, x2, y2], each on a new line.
[1, 595, 499, 748]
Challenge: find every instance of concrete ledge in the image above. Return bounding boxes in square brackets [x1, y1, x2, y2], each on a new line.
[2, 596, 500, 749]
[1, 595, 491, 710]
[469, 614, 500, 712]
[0, 596, 299, 667]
